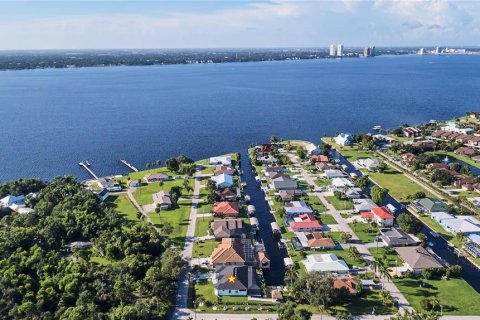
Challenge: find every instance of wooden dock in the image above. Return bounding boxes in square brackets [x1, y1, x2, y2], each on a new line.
[120, 160, 139, 172]
[78, 161, 99, 179]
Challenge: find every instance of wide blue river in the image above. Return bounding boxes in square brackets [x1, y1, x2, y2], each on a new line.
[1, 54, 480, 182]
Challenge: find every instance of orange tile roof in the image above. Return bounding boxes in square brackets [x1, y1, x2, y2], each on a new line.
[213, 201, 240, 216]
[210, 238, 245, 265]
[334, 277, 358, 294]
[371, 207, 394, 219]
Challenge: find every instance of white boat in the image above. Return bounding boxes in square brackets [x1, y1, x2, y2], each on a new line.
[350, 172, 357, 179]
[373, 125, 382, 130]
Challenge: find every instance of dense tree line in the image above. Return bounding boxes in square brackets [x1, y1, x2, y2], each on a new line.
[0, 176, 184, 319]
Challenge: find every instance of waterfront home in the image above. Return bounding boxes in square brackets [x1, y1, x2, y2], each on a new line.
[441, 216, 480, 235]
[257, 251, 270, 269]
[258, 143, 276, 155]
[334, 277, 359, 295]
[344, 187, 363, 199]
[211, 173, 234, 189]
[278, 189, 302, 202]
[271, 176, 298, 190]
[441, 122, 474, 135]
[310, 155, 329, 163]
[214, 165, 236, 176]
[426, 163, 448, 170]
[213, 201, 240, 217]
[153, 190, 172, 210]
[217, 188, 237, 201]
[210, 238, 258, 267]
[144, 172, 171, 183]
[402, 127, 422, 138]
[467, 136, 480, 147]
[264, 166, 285, 174]
[284, 201, 314, 216]
[353, 198, 377, 213]
[329, 177, 354, 192]
[0, 194, 25, 207]
[97, 177, 122, 192]
[380, 228, 418, 247]
[97, 189, 109, 202]
[306, 144, 322, 155]
[265, 171, 288, 180]
[413, 198, 447, 214]
[212, 219, 244, 239]
[431, 211, 455, 225]
[356, 158, 380, 171]
[315, 162, 337, 171]
[257, 155, 278, 164]
[454, 147, 476, 156]
[294, 232, 335, 250]
[361, 207, 394, 227]
[402, 153, 417, 162]
[323, 169, 346, 179]
[395, 246, 442, 275]
[127, 180, 142, 187]
[334, 133, 354, 146]
[287, 214, 323, 232]
[210, 155, 232, 166]
[303, 253, 350, 274]
[213, 265, 261, 297]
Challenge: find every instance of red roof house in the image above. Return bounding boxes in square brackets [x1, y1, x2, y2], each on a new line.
[288, 214, 323, 232]
[213, 201, 240, 217]
[310, 155, 329, 163]
[368, 207, 394, 227]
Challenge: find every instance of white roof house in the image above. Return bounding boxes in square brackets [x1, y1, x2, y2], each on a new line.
[431, 212, 455, 224]
[441, 122, 474, 135]
[210, 155, 232, 166]
[284, 201, 314, 216]
[357, 158, 380, 171]
[330, 178, 354, 191]
[211, 174, 234, 188]
[323, 169, 346, 179]
[442, 217, 480, 235]
[334, 133, 354, 146]
[303, 253, 350, 274]
[306, 144, 322, 155]
[0, 195, 25, 207]
[353, 199, 377, 213]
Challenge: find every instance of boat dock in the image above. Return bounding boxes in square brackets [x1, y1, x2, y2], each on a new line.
[120, 160, 139, 172]
[78, 161, 99, 179]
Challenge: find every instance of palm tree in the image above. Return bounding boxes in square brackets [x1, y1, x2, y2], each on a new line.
[369, 260, 381, 280]
[352, 219, 358, 232]
[347, 246, 361, 261]
[378, 290, 392, 305]
[284, 266, 297, 287]
[379, 264, 392, 290]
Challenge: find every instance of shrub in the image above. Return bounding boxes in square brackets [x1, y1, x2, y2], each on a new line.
[420, 298, 433, 311]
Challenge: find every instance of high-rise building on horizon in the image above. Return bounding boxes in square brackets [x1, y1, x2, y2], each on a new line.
[336, 44, 343, 57]
[329, 44, 336, 57]
[363, 45, 375, 57]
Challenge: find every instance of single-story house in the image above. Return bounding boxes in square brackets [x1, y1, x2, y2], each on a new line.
[357, 158, 380, 171]
[217, 188, 237, 200]
[210, 238, 258, 267]
[334, 133, 354, 146]
[441, 217, 480, 235]
[97, 189, 109, 202]
[213, 201, 240, 217]
[263, 166, 285, 174]
[353, 199, 377, 213]
[213, 265, 261, 297]
[211, 173, 234, 189]
[0, 194, 25, 207]
[334, 276, 359, 295]
[380, 228, 418, 247]
[284, 201, 314, 216]
[306, 144, 322, 155]
[329, 177, 354, 192]
[212, 219, 244, 239]
[344, 187, 363, 199]
[210, 155, 232, 166]
[97, 178, 122, 192]
[287, 214, 323, 232]
[323, 169, 346, 179]
[303, 253, 350, 274]
[153, 190, 172, 210]
[402, 153, 417, 162]
[127, 180, 142, 187]
[395, 246, 443, 275]
[431, 211, 455, 224]
[214, 166, 236, 176]
[426, 163, 448, 170]
[310, 155, 329, 163]
[316, 162, 337, 171]
[271, 176, 298, 190]
[278, 189, 302, 202]
[257, 155, 278, 164]
[413, 198, 448, 214]
[454, 147, 476, 156]
[295, 232, 336, 250]
[144, 172, 171, 182]
[361, 207, 394, 227]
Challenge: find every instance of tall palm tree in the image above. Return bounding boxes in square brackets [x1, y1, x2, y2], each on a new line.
[347, 246, 361, 261]
[284, 266, 297, 287]
[369, 260, 381, 280]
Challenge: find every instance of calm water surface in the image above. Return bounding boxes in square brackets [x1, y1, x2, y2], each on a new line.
[1, 55, 479, 181]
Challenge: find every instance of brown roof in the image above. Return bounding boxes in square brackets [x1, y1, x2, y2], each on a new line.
[218, 188, 237, 198]
[315, 162, 337, 170]
[455, 147, 476, 156]
[144, 172, 169, 181]
[395, 246, 442, 270]
[214, 166, 236, 176]
[334, 277, 358, 294]
[402, 153, 417, 162]
[212, 219, 243, 238]
[306, 232, 335, 248]
[210, 238, 246, 265]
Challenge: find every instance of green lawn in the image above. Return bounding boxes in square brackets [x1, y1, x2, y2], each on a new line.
[394, 277, 480, 315]
[298, 290, 396, 315]
[192, 239, 218, 258]
[195, 216, 213, 237]
[133, 178, 193, 206]
[326, 196, 354, 210]
[314, 179, 331, 187]
[349, 222, 379, 243]
[304, 194, 327, 212]
[368, 166, 434, 203]
[428, 151, 480, 170]
[89, 256, 112, 266]
[368, 247, 402, 267]
[317, 213, 337, 225]
[149, 200, 192, 246]
[104, 194, 141, 224]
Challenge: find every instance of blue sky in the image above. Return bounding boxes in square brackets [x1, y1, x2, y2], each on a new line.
[0, 1, 479, 49]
